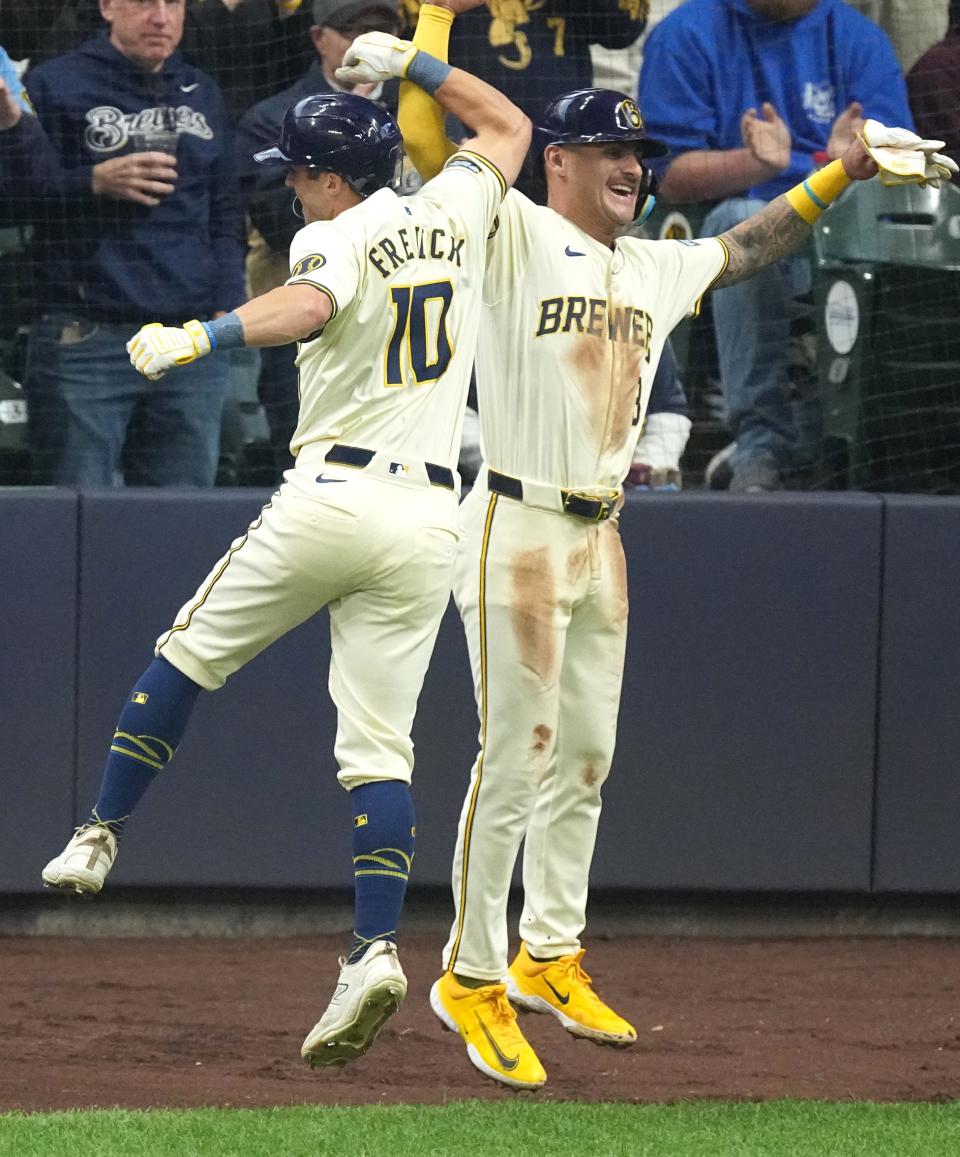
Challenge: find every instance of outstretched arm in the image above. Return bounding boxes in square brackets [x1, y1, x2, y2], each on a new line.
[714, 135, 876, 288]
[127, 284, 332, 380]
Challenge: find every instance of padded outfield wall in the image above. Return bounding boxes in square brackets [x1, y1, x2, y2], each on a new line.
[0, 488, 955, 894]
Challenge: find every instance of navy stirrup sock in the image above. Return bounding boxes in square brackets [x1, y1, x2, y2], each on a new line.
[85, 656, 202, 839]
[347, 781, 416, 964]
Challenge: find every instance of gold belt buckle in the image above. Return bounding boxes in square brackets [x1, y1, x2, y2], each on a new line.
[563, 489, 620, 521]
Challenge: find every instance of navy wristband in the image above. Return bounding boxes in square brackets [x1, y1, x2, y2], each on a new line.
[201, 311, 244, 351]
[405, 51, 453, 96]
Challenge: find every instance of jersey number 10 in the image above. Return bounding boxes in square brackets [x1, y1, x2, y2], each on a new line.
[386, 281, 454, 387]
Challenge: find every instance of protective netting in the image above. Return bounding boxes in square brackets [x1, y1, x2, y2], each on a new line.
[0, 0, 957, 492]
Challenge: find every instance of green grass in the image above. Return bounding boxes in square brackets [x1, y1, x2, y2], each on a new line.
[2, 1101, 960, 1157]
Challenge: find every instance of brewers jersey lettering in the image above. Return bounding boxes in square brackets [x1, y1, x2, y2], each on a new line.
[288, 151, 506, 469]
[477, 188, 728, 489]
[156, 151, 506, 788]
[443, 191, 728, 981]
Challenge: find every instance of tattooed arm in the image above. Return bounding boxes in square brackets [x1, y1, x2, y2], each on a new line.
[714, 136, 878, 289]
[714, 194, 813, 288]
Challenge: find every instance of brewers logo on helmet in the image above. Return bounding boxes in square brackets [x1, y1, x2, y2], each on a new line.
[535, 88, 668, 224]
[536, 88, 669, 156]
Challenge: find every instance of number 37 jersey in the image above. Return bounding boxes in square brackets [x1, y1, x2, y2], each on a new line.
[285, 151, 506, 470]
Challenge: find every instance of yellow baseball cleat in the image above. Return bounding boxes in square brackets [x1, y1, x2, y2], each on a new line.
[430, 971, 547, 1090]
[505, 944, 637, 1047]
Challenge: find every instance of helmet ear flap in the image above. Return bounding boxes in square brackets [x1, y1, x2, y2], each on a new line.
[634, 164, 658, 227]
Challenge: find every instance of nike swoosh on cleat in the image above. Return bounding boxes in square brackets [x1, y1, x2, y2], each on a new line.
[476, 1015, 519, 1071]
[315, 474, 347, 483]
[564, 245, 586, 257]
[544, 978, 570, 1005]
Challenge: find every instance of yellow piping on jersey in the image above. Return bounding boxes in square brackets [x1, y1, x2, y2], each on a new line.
[448, 492, 498, 971]
[692, 237, 730, 317]
[156, 494, 276, 650]
[449, 150, 508, 201]
[287, 280, 339, 322]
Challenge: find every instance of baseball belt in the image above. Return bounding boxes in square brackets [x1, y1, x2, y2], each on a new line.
[325, 443, 456, 490]
[487, 469, 620, 522]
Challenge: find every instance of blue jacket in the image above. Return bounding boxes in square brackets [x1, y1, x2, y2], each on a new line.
[639, 0, 914, 201]
[24, 32, 244, 322]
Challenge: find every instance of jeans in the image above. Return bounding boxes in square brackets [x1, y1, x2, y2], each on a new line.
[257, 342, 299, 474]
[702, 199, 818, 473]
[25, 316, 230, 487]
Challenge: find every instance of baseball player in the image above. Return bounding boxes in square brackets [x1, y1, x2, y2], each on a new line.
[41, 63, 531, 1070]
[338, 3, 954, 1090]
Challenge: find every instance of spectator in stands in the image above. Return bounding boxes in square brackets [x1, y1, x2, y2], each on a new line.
[0, 78, 63, 203]
[5, 1, 319, 122]
[843, 0, 950, 73]
[592, 0, 682, 94]
[235, 0, 402, 470]
[640, 0, 913, 492]
[907, 0, 960, 182]
[23, 0, 245, 487]
[410, 0, 648, 119]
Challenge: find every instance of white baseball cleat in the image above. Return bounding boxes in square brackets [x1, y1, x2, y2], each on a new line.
[301, 939, 407, 1069]
[42, 826, 118, 894]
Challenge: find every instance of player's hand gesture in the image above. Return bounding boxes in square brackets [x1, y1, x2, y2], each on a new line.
[336, 32, 419, 85]
[741, 102, 791, 175]
[826, 101, 865, 160]
[127, 321, 212, 380]
[855, 118, 958, 187]
[91, 152, 177, 207]
[0, 80, 23, 132]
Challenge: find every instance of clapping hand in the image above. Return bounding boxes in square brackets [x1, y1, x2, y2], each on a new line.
[741, 102, 791, 174]
[826, 101, 865, 160]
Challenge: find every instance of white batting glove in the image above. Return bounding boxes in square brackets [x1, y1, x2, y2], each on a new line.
[127, 321, 212, 381]
[859, 118, 959, 188]
[632, 411, 691, 471]
[335, 31, 418, 86]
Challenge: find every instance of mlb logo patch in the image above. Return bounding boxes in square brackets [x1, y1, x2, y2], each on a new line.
[131, 692, 149, 704]
[389, 461, 410, 476]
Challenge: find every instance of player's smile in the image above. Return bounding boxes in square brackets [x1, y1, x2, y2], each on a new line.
[605, 177, 640, 217]
[547, 141, 648, 243]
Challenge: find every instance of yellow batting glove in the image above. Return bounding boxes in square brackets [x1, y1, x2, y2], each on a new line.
[335, 32, 418, 86]
[859, 118, 959, 189]
[127, 320, 212, 381]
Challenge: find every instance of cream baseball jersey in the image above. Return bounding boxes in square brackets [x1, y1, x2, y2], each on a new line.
[477, 189, 729, 489]
[285, 150, 506, 468]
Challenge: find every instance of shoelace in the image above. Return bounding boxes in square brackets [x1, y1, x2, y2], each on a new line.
[551, 951, 606, 1008]
[478, 985, 527, 1046]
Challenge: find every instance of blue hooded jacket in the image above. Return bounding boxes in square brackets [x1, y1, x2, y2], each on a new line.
[24, 32, 244, 322]
[639, 0, 914, 201]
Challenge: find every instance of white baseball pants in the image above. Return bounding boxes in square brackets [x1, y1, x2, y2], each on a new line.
[157, 452, 459, 788]
[443, 479, 629, 980]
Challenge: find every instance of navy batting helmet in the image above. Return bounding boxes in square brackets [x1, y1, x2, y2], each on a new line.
[537, 89, 668, 158]
[254, 93, 403, 196]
